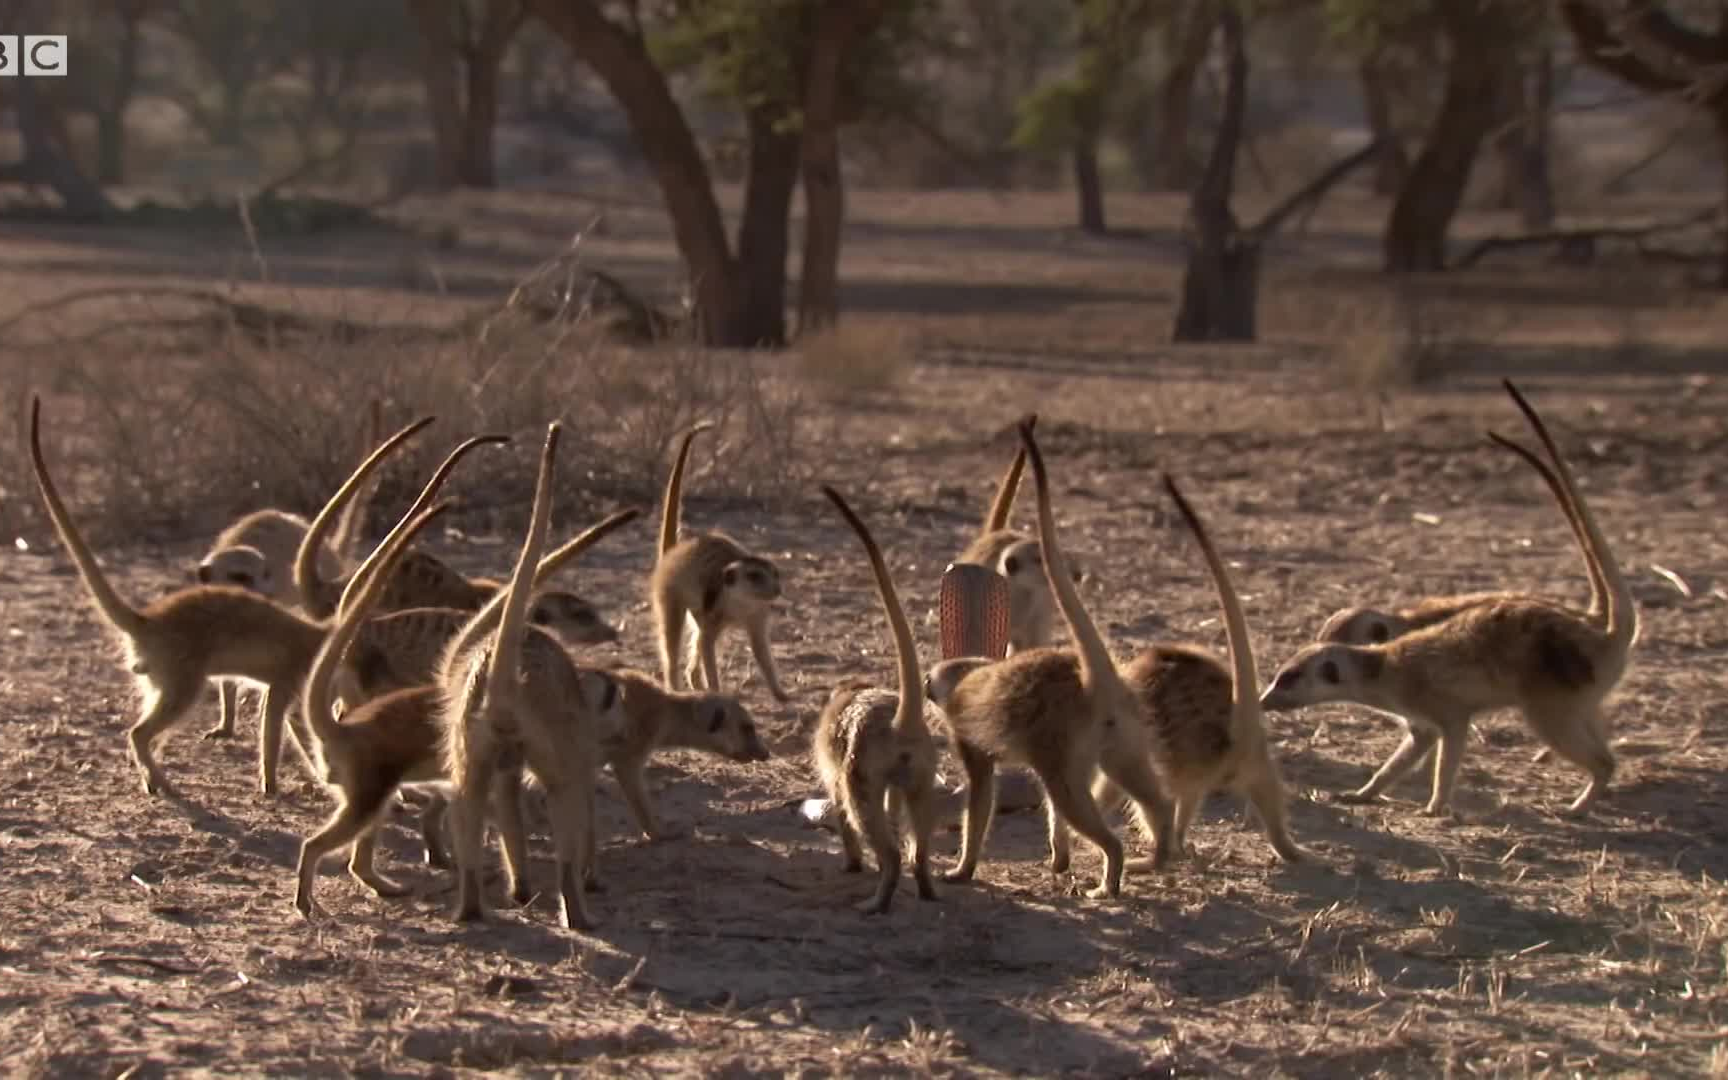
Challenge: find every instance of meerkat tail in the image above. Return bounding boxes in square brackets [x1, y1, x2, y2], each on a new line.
[529, 507, 644, 589]
[1487, 431, 1607, 622]
[1499, 379, 1634, 653]
[1018, 419, 1111, 685]
[332, 433, 510, 621]
[294, 415, 438, 617]
[329, 397, 386, 565]
[659, 421, 716, 557]
[303, 499, 454, 752]
[1162, 474, 1260, 728]
[980, 413, 1037, 536]
[27, 396, 148, 638]
[483, 423, 562, 728]
[822, 486, 926, 735]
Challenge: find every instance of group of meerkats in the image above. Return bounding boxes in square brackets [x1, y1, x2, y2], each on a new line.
[23, 375, 1633, 925]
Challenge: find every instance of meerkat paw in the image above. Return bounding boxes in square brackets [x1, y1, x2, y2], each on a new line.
[358, 874, 408, 899]
[1335, 789, 1379, 806]
[1084, 882, 1120, 901]
[202, 725, 234, 741]
[856, 894, 892, 915]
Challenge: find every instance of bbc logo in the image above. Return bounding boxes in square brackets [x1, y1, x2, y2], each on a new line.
[0, 36, 67, 77]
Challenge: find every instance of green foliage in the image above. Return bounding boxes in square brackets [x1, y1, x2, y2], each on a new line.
[1011, 0, 1161, 156]
[648, 0, 933, 129]
[1011, 77, 1084, 153]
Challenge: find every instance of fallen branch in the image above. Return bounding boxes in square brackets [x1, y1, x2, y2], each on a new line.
[1454, 205, 1721, 269]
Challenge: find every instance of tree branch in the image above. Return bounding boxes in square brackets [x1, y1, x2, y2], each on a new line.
[1248, 137, 1387, 241]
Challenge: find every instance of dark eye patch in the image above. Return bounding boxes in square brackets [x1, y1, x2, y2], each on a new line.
[1370, 624, 1390, 644]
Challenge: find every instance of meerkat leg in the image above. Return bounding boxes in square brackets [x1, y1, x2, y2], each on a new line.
[490, 768, 533, 906]
[841, 774, 901, 914]
[943, 740, 997, 883]
[1098, 749, 1174, 872]
[1528, 702, 1616, 814]
[746, 615, 791, 703]
[903, 782, 940, 901]
[694, 622, 723, 695]
[294, 792, 388, 916]
[449, 757, 496, 923]
[1424, 722, 1472, 818]
[205, 680, 239, 740]
[348, 822, 409, 898]
[1243, 758, 1303, 863]
[1046, 791, 1071, 875]
[545, 776, 597, 931]
[1040, 760, 1126, 900]
[255, 685, 298, 796]
[128, 676, 201, 798]
[836, 808, 866, 872]
[1169, 794, 1198, 861]
[654, 592, 686, 692]
[418, 793, 452, 868]
[1342, 725, 1438, 804]
[613, 754, 665, 841]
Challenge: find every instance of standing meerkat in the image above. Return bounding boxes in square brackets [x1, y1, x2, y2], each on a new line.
[291, 485, 457, 916]
[1063, 474, 1303, 869]
[197, 400, 388, 740]
[923, 418, 1172, 899]
[812, 485, 943, 914]
[1316, 434, 1608, 648]
[1260, 379, 1635, 817]
[649, 421, 790, 702]
[26, 398, 501, 796]
[438, 423, 628, 930]
[951, 414, 1085, 655]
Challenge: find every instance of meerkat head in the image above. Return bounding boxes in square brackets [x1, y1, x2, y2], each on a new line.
[718, 555, 781, 611]
[1260, 643, 1388, 712]
[578, 669, 630, 752]
[1316, 606, 1398, 646]
[923, 657, 995, 710]
[196, 545, 273, 593]
[997, 538, 1086, 587]
[698, 695, 771, 762]
[529, 590, 620, 646]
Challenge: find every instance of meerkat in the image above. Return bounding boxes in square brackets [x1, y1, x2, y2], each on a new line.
[292, 488, 457, 916]
[438, 422, 629, 930]
[197, 401, 392, 740]
[811, 485, 943, 914]
[1316, 434, 1608, 648]
[649, 421, 790, 702]
[338, 510, 642, 707]
[26, 398, 502, 797]
[1061, 474, 1302, 869]
[1260, 379, 1635, 817]
[922, 418, 1172, 899]
[950, 414, 1086, 655]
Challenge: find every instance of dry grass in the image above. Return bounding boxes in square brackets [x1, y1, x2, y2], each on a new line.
[2, 185, 1727, 1077]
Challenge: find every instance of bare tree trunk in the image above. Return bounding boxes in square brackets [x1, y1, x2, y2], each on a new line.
[95, 2, 148, 185]
[526, 0, 749, 344]
[409, 0, 465, 189]
[738, 109, 801, 347]
[460, 45, 501, 187]
[1149, 0, 1216, 193]
[1359, 53, 1408, 196]
[1511, 46, 1556, 230]
[1715, 105, 1728, 287]
[1385, 16, 1512, 273]
[1172, 7, 1254, 342]
[796, 0, 886, 336]
[1072, 120, 1106, 233]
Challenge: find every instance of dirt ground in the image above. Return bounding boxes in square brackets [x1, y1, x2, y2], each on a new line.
[2, 186, 1728, 1077]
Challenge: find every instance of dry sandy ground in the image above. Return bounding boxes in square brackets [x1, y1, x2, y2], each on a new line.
[2, 188, 1727, 1077]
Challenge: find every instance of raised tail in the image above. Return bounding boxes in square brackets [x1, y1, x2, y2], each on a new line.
[1019, 419, 1114, 689]
[483, 422, 563, 732]
[302, 498, 454, 753]
[531, 507, 644, 589]
[1162, 474, 1259, 734]
[1500, 378, 1635, 654]
[295, 415, 437, 619]
[27, 396, 147, 639]
[1486, 431, 1607, 625]
[328, 397, 386, 565]
[980, 413, 1037, 536]
[823, 485, 925, 737]
[659, 421, 716, 557]
[333, 432, 511, 622]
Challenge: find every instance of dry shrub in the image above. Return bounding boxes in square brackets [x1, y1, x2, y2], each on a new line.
[0, 290, 822, 548]
[793, 320, 914, 400]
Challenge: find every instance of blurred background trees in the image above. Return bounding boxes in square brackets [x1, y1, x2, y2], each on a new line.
[2, 0, 1726, 341]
